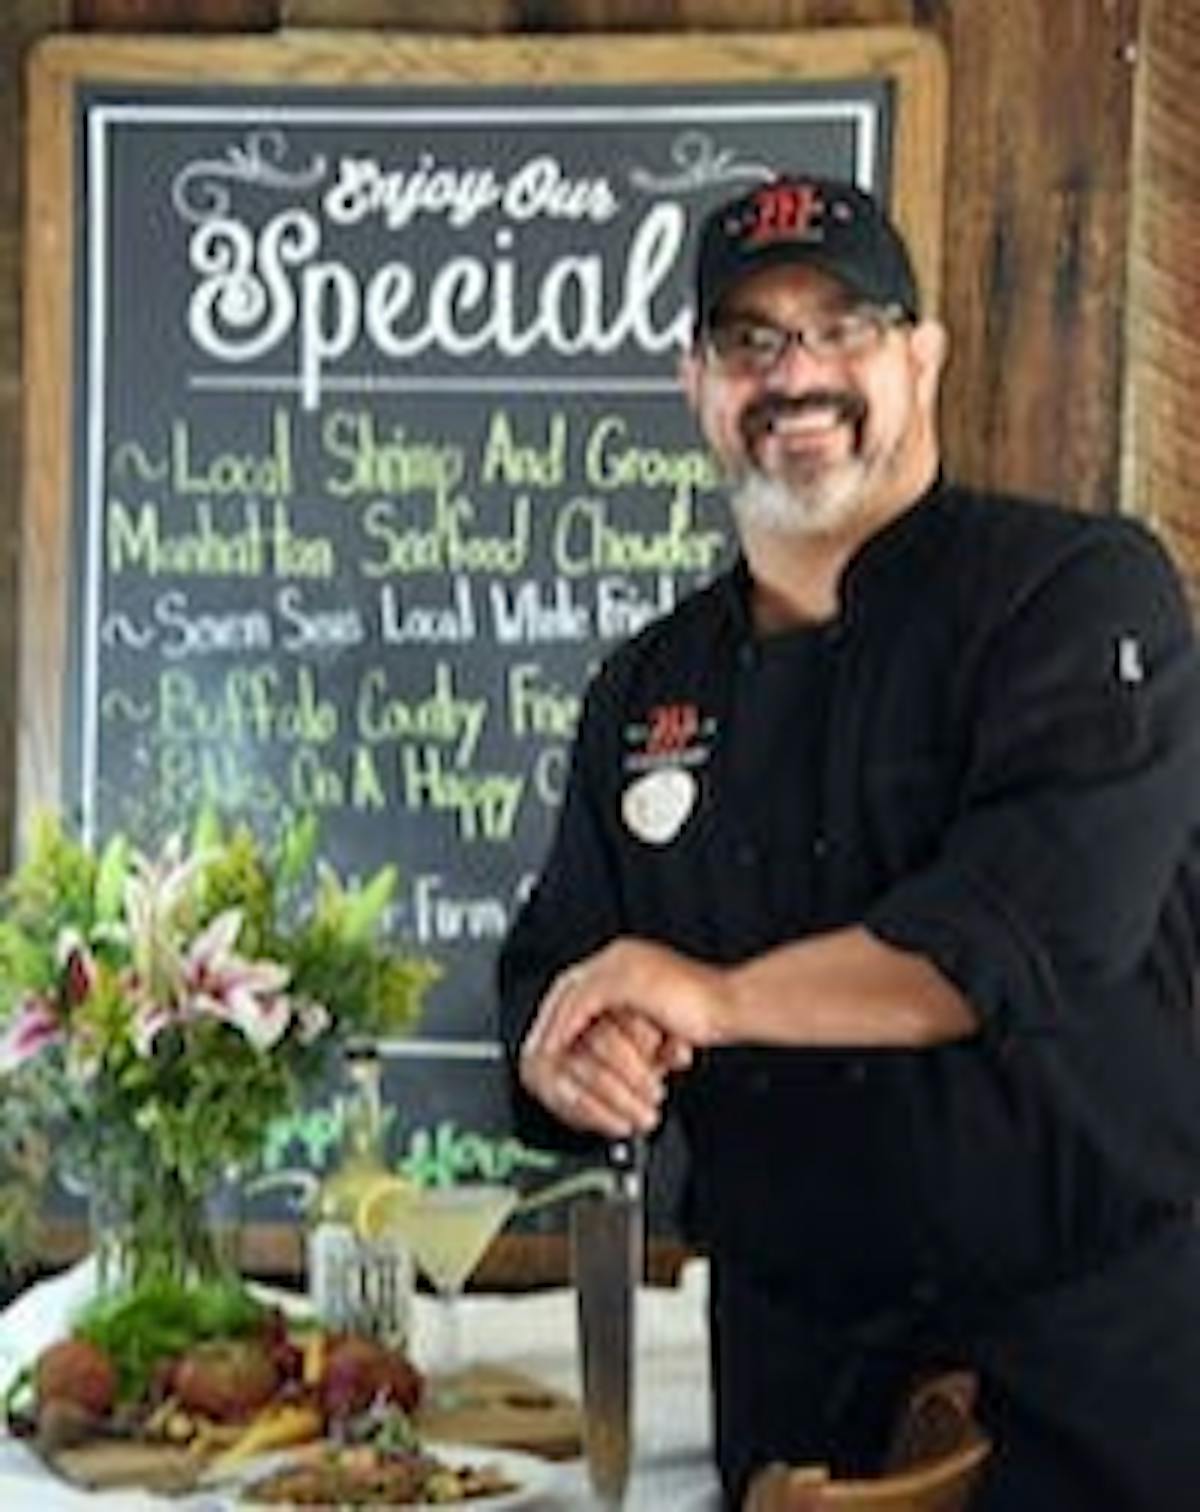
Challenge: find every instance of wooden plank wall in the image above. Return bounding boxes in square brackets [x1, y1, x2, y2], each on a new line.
[1, 0, 1196, 866]
[0, 3, 71, 873]
[1123, 0, 1200, 610]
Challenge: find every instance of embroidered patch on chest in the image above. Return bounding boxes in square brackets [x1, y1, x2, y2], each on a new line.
[622, 767, 698, 845]
[622, 702, 718, 773]
[619, 702, 717, 845]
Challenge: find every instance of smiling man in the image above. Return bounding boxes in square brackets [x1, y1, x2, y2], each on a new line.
[498, 176, 1200, 1510]
[684, 179, 942, 574]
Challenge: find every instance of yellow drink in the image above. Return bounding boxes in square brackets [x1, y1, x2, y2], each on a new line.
[406, 1183, 518, 1294]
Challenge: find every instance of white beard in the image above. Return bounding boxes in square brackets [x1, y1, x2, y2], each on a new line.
[729, 456, 870, 539]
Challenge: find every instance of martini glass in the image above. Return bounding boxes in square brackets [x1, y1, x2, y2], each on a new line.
[355, 1169, 616, 1408]
[405, 1182, 519, 1406]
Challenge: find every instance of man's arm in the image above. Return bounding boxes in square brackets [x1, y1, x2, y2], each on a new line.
[525, 926, 975, 1067]
[511, 518, 1200, 1162]
[861, 519, 1200, 1194]
[730, 926, 977, 1044]
[522, 519, 1200, 1159]
[519, 927, 974, 1138]
[496, 673, 683, 1145]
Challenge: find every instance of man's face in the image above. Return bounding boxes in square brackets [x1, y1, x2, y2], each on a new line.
[681, 264, 945, 543]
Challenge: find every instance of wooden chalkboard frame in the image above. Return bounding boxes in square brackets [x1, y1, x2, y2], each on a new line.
[20, 26, 945, 829]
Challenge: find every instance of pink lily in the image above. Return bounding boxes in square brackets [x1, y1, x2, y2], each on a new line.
[181, 909, 294, 1051]
[0, 996, 63, 1072]
[55, 928, 98, 1008]
[131, 1000, 175, 1058]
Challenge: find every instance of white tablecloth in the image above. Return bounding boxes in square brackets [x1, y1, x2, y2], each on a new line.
[0, 1257, 721, 1509]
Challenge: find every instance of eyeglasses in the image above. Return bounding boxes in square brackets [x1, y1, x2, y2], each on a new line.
[705, 305, 908, 376]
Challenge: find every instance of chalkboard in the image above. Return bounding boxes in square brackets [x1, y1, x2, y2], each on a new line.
[21, 31, 946, 1224]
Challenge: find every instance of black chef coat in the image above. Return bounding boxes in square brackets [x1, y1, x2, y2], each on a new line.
[497, 480, 1200, 1319]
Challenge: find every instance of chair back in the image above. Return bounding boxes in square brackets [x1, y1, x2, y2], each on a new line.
[744, 1371, 992, 1512]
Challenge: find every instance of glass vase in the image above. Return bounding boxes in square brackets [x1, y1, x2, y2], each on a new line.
[90, 1156, 242, 1294]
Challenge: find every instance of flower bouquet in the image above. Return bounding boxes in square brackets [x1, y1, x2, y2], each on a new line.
[0, 809, 439, 1291]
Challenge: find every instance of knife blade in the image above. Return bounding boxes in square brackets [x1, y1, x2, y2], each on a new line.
[571, 1137, 645, 1506]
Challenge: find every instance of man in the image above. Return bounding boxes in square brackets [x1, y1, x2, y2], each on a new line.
[497, 175, 1200, 1510]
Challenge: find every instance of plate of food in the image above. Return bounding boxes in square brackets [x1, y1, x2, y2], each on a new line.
[5, 1276, 419, 1497]
[227, 1439, 560, 1509]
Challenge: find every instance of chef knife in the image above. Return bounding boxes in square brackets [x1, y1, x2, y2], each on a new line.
[571, 1136, 645, 1506]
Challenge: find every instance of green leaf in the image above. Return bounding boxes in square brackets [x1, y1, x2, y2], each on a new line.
[339, 865, 396, 944]
[93, 834, 130, 923]
[277, 813, 319, 889]
[190, 805, 223, 854]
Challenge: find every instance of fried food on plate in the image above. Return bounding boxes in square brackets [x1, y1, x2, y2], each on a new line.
[240, 1440, 517, 1505]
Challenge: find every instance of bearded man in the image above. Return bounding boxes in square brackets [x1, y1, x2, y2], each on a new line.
[498, 176, 1200, 1511]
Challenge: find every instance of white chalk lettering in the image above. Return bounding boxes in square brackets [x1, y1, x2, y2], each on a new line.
[188, 203, 689, 408]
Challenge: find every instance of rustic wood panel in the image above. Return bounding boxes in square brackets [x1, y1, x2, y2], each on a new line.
[19, 21, 76, 843]
[925, 0, 1139, 516]
[73, 0, 274, 28]
[81, 0, 910, 28]
[1122, 0, 1200, 605]
[0, 3, 73, 870]
[564, 0, 906, 27]
[280, 0, 907, 28]
[282, 0, 522, 28]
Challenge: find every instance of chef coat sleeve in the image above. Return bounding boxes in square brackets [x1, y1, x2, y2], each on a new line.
[495, 673, 626, 1153]
[865, 519, 1200, 1192]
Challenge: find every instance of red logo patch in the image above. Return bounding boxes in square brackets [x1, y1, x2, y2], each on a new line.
[645, 703, 700, 756]
[745, 182, 826, 245]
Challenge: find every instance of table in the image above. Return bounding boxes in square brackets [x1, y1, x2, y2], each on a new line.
[0, 1256, 722, 1509]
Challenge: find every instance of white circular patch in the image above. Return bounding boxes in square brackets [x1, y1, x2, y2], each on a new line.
[621, 767, 697, 846]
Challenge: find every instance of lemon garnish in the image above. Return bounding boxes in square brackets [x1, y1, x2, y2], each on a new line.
[354, 1174, 421, 1242]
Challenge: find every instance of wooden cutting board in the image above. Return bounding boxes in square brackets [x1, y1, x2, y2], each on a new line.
[416, 1365, 581, 1460]
[48, 1437, 210, 1494]
[45, 1365, 580, 1490]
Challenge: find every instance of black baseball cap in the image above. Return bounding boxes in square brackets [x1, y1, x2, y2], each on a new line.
[693, 175, 921, 334]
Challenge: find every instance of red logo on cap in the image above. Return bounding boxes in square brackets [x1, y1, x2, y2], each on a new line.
[744, 182, 826, 245]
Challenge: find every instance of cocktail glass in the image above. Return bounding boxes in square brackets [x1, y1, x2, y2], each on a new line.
[406, 1182, 519, 1406]
[355, 1168, 615, 1408]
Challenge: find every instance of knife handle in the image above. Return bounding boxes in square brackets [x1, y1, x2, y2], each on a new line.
[608, 1136, 645, 1201]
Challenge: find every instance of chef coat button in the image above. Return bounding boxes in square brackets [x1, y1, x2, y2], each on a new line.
[735, 840, 759, 868]
[845, 1061, 867, 1085]
[812, 834, 830, 859]
[747, 1070, 772, 1093]
[738, 641, 759, 670]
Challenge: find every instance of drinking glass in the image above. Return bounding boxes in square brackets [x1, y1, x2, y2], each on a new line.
[357, 1168, 616, 1407]
[406, 1182, 519, 1405]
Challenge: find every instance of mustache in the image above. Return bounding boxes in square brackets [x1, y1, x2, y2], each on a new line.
[741, 389, 867, 446]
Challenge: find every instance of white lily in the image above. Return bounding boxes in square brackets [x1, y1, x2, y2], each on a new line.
[122, 835, 212, 1004]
